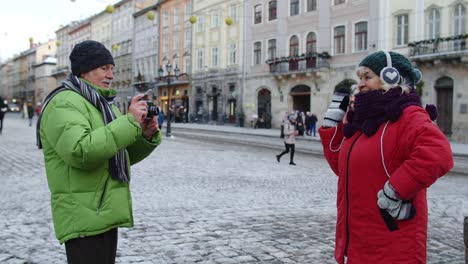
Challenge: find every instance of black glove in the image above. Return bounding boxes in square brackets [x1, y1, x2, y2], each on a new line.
[323, 93, 349, 127]
[377, 181, 416, 220]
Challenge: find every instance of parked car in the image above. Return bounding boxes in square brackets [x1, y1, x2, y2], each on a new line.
[8, 104, 20, 112]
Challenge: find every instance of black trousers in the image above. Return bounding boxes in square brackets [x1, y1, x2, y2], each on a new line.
[65, 228, 118, 264]
[278, 143, 295, 162]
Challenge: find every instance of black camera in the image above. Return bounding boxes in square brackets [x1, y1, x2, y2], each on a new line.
[145, 101, 159, 120]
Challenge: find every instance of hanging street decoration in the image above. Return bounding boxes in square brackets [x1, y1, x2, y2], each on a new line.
[105, 5, 114, 14]
[147, 11, 155, 21]
[189, 15, 197, 24]
[112, 44, 119, 51]
[225, 16, 233, 26]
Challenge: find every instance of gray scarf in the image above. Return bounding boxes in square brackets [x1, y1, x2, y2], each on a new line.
[36, 73, 129, 182]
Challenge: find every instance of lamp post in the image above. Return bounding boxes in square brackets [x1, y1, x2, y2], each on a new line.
[158, 62, 179, 137]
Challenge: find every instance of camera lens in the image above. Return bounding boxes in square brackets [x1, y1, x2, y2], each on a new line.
[146, 101, 159, 119]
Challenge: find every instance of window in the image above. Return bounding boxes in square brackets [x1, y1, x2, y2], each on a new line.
[307, 0, 317, 12]
[428, 9, 440, 39]
[269, 1, 277, 21]
[163, 12, 169, 27]
[289, 36, 299, 56]
[334, 0, 345, 5]
[396, 14, 409, 46]
[254, 41, 262, 64]
[290, 0, 299, 16]
[174, 8, 179, 25]
[254, 5, 262, 24]
[185, 3, 192, 20]
[197, 16, 204, 32]
[197, 48, 204, 70]
[230, 4, 237, 23]
[454, 4, 466, 35]
[212, 47, 218, 67]
[163, 37, 168, 53]
[334, 26, 345, 54]
[268, 39, 276, 59]
[354, 22, 367, 51]
[184, 30, 191, 49]
[306, 33, 316, 54]
[212, 10, 219, 28]
[173, 33, 179, 52]
[229, 43, 237, 64]
[184, 56, 190, 74]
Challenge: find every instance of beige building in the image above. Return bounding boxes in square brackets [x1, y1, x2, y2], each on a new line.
[52, 24, 71, 87]
[132, 3, 160, 98]
[33, 40, 57, 103]
[157, 0, 193, 122]
[190, 0, 244, 124]
[243, 0, 371, 128]
[392, 0, 468, 142]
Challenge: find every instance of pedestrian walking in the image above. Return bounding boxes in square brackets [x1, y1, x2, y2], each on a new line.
[296, 112, 304, 136]
[308, 112, 318, 137]
[158, 105, 164, 129]
[318, 50, 453, 263]
[0, 96, 7, 134]
[276, 114, 298, 165]
[36, 40, 162, 264]
[26, 101, 34, 127]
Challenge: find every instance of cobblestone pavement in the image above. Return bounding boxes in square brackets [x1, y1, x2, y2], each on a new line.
[0, 114, 467, 264]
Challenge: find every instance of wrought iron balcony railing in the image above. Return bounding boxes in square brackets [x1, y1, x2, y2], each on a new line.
[266, 52, 331, 74]
[408, 34, 468, 57]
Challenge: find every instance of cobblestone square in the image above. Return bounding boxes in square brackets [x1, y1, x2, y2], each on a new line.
[0, 114, 467, 263]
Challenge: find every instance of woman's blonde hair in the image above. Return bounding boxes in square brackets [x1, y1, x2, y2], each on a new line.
[356, 66, 411, 94]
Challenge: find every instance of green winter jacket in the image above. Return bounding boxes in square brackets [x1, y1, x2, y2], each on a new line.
[40, 84, 161, 243]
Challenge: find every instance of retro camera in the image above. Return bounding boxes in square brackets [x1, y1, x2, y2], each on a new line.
[145, 101, 160, 120]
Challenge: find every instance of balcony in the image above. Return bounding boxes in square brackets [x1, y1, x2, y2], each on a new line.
[408, 34, 468, 61]
[266, 52, 331, 76]
[51, 66, 69, 76]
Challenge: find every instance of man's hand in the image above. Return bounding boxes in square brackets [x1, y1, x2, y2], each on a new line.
[141, 116, 159, 140]
[128, 94, 148, 124]
[377, 181, 416, 220]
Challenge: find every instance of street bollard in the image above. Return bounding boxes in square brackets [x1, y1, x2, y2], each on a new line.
[465, 216, 468, 264]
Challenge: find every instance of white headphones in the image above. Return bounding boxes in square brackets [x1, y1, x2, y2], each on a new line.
[379, 50, 401, 87]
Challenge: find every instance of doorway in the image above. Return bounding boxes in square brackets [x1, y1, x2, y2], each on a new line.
[291, 85, 311, 113]
[435, 77, 453, 136]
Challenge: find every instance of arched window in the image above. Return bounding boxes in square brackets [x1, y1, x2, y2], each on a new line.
[289, 35, 299, 56]
[306, 32, 317, 54]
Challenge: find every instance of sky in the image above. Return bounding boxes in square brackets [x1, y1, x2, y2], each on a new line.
[0, 0, 119, 61]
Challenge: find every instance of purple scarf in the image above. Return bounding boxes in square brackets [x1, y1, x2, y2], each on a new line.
[343, 87, 437, 138]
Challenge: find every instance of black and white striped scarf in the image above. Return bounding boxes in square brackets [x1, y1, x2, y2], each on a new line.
[36, 73, 129, 183]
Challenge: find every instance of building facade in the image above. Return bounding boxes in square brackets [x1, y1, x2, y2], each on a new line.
[190, 0, 243, 125]
[243, 0, 372, 128]
[157, 0, 193, 122]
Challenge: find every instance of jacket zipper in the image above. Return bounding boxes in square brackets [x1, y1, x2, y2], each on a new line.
[344, 133, 362, 259]
[96, 176, 110, 215]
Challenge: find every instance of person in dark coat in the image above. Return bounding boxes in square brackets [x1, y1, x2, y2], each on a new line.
[27, 101, 34, 127]
[0, 96, 7, 134]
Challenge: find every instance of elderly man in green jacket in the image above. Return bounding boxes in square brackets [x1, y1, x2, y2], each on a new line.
[37, 40, 161, 264]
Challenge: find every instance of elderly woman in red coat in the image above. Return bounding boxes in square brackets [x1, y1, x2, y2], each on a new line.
[319, 50, 453, 264]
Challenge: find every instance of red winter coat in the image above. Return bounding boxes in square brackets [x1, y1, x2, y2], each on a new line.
[319, 106, 453, 264]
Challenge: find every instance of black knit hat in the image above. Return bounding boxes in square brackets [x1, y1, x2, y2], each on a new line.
[359, 51, 421, 84]
[70, 40, 114, 76]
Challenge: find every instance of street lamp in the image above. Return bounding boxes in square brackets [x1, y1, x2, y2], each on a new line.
[158, 62, 180, 137]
